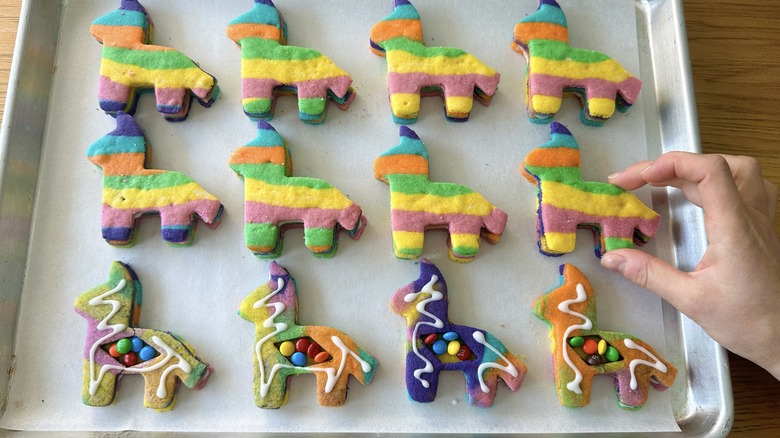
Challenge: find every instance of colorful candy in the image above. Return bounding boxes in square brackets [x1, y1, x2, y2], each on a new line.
[139, 345, 157, 362]
[277, 337, 330, 366]
[130, 336, 144, 353]
[567, 336, 622, 366]
[122, 351, 138, 367]
[421, 332, 476, 362]
[279, 341, 295, 357]
[116, 338, 132, 354]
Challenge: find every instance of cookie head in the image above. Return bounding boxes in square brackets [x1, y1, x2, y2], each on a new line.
[369, 0, 424, 56]
[513, 0, 568, 52]
[91, 0, 152, 46]
[227, 0, 287, 45]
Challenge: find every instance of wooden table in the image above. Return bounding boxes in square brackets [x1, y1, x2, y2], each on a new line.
[0, 1, 778, 435]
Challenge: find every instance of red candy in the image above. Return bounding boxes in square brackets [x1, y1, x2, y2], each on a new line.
[582, 338, 598, 355]
[108, 343, 121, 358]
[423, 334, 438, 345]
[122, 352, 138, 367]
[307, 342, 321, 358]
[295, 338, 311, 353]
[456, 345, 472, 361]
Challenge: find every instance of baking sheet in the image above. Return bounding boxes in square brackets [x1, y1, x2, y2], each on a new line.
[0, 0, 703, 434]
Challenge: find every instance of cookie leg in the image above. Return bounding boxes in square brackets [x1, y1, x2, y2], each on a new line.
[392, 230, 425, 260]
[303, 226, 336, 257]
[245, 222, 281, 258]
[98, 75, 135, 115]
[82, 360, 119, 407]
[154, 86, 187, 118]
[448, 233, 480, 262]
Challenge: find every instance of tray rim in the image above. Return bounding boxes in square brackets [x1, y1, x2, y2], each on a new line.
[0, 0, 733, 435]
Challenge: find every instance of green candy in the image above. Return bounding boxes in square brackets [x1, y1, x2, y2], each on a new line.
[605, 346, 620, 362]
[116, 338, 132, 355]
[568, 336, 584, 348]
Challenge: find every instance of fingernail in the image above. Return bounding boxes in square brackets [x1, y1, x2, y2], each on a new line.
[607, 172, 620, 179]
[601, 254, 627, 275]
[639, 163, 654, 175]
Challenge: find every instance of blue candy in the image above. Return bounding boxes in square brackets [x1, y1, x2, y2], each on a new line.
[432, 339, 447, 355]
[291, 351, 307, 366]
[443, 331, 458, 341]
[130, 336, 144, 353]
[139, 345, 157, 362]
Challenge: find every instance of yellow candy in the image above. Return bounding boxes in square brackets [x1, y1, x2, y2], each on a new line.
[597, 339, 607, 355]
[447, 340, 461, 356]
[280, 341, 295, 357]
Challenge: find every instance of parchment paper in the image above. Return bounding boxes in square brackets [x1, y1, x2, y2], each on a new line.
[2, 0, 681, 433]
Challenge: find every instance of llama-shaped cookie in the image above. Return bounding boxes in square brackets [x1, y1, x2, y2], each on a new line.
[74, 261, 212, 410]
[512, 0, 641, 125]
[370, 0, 500, 124]
[91, 0, 219, 121]
[374, 126, 507, 262]
[534, 263, 677, 408]
[227, 0, 354, 124]
[87, 112, 224, 247]
[239, 262, 378, 408]
[230, 121, 366, 258]
[391, 259, 526, 407]
[522, 122, 659, 257]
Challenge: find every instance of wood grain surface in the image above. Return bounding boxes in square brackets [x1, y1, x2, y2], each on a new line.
[0, 1, 778, 435]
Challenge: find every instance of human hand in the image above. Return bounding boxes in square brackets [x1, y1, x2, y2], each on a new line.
[601, 152, 780, 379]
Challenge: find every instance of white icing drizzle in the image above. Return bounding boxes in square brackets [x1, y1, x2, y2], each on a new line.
[87, 279, 192, 399]
[556, 283, 593, 395]
[472, 331, 519, 393]
[403, 274, 444, 389]
[623, 338, 668, 390]
[253, 278, 373, 397]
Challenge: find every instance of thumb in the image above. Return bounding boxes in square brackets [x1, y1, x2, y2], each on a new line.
[601, 249, 692, 312]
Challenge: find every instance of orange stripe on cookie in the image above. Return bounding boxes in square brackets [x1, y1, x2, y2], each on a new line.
[90, 25, 147, 47]
[371, 19, 424, 44]
[227, 23, 282, 43]
[374, 155, 428, 179]
[230, 146, 287, 166]
[514, 22, 568, 43]
[524, 147, 580, 168]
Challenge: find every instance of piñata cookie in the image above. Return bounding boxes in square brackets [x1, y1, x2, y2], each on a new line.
[370, 0, 500, 124]
[239, 262, 378, 408]
[533, 263, 677, 408]
[87, 112, 224, 247]
[229, 121, 366, 258]
[374, 126, 507, 262]
[91, 0, 219, 121]
[74, 261, 212, 411]
[521, 122, 659, 257]
[512, 0, 641, 125]
[227, 0, 355, 124]
[391, 259, 526, 407]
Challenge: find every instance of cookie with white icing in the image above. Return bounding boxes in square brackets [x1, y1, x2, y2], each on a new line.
[239, 262, 378, 408]
[533, 263, 677, 408]
[74, 261, 212, 411]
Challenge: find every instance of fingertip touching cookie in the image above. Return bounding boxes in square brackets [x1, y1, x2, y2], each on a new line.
[521, 122, 659, 257]
[370, 0, 500, 124]
[391, 259, 526, 407]
[374, 126, 507, 262]
[87, 112, 224, 247]
[74, 261, 212, 411]
[91, 0, 219, 121]
[227, 0, 355, 124]
[533, 263, 677, 408]
[512, 0, 641, 125]
[239, 262, 378, 408]
[229, 120, 366, 259]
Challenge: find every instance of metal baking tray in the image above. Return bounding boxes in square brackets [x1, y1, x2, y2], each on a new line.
[0, 0, 732, 435]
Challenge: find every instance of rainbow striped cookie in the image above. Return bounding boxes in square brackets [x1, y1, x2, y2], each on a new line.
[522, 122, 660, 257]
[90, 0, 219, 121]
[227, 0, 355, 124]
[370, 0, 500, 124]
[87, 112, 224, 247]
[374, 126, 507, 262]
[230, 121, 366, 258]
[512, 0, 641, 125]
